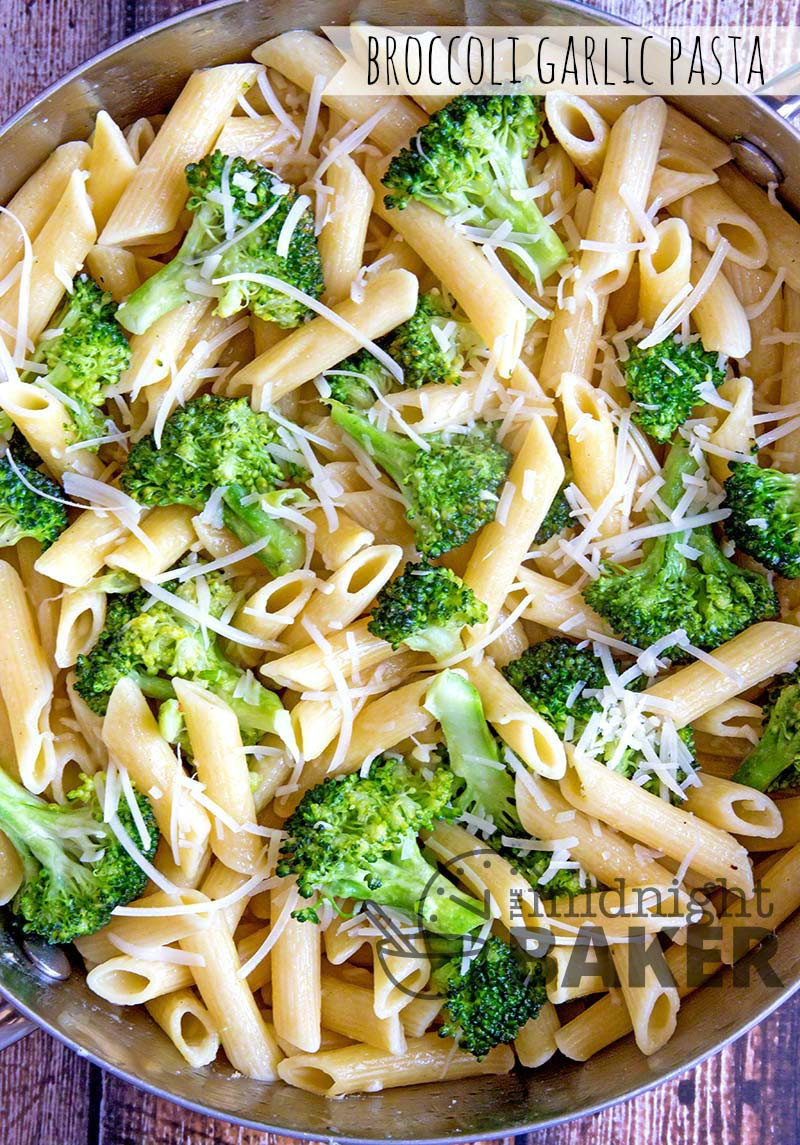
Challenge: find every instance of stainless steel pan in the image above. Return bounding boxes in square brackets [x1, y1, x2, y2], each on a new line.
[1, 1, 800, 1135]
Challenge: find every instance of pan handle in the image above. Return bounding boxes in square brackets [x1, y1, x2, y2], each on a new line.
[0, 997, 36, 1050]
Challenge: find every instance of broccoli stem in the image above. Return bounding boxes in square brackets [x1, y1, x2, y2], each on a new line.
[366, 848, 488, 936]
[117, 209, 213, 336]
[733, 689, 800, 791]
[221, 485, 306, 576]
[329, 402, 416, 487]
[425, 670, 519, 833]
[0, 769, 84, 881]
[484, 189, 566, 282]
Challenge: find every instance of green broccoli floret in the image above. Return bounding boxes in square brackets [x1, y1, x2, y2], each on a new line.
[330, 401, 511, 558]
[425, 669, 518, 835]
[326, 349, 395, 410]
[501, 638, 606, 737]
[383, 95, 566, 284]
[368, 562, 487, 660]
[733, 670, 800, 791]
[0, 452, 67, 548]
[0, 769, 156, 944]
[724, 462, 800, 578]
[502, 638, 697, 805]
[6, 429, 46, 470]
[276, 754, 486, 934]
[73, 574, 284, 743]
[622, 336, 726, 444]
[20, 275, 130, 447]
[430, 934, 547, 1058]
[121, 393, 305, 576]
[533, 481, 571, 545]
[583, 439, 777, 657]
[385, 292, 480, 388]
[116, 151, 323, 335]
[505, 847, 588, 899]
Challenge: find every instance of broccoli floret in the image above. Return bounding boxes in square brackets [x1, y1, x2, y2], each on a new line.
[121, 393, 305, 576]
[277, 754, 486, 934]
[505, 848, 588, 899]
[583, 439, 777, 657]
[20, 274, 130, 447]
[501, 638, 607, 737]
[733, 670, 800, 791]
[502, 638, 697, 805]
[622, 336, 726, 444]
[0, 452, 67, 548]
[6, 429, 46, 470]
[383, 95, 566, 284]
[385, 292, 480, 388]
[724, 462, 800, 578]
[0, 770, 155, 944]
[74, 574, 284, 743]
[368, 562, 487, 660]
[425, 669, 519, 835]
[430, 934, 546, 1058]
[330, 401, 511, 558]
[534, 481, 571, 545]
[326, 349, 395, 410]
[116, 152, 323, 335]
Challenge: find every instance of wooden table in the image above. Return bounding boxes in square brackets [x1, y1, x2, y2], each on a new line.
[1, 0, 799, 1141]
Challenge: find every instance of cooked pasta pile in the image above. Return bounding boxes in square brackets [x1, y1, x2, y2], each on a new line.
[1, 27, 800, 1098]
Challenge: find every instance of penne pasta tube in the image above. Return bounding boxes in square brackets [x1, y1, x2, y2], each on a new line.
[372, 931, 432, 1020]
[102, 890, 214, 948]
[54, 585, 106, 669]
[369, 173, 525, 378]
[777, 286, 800, 466]
[85, 244, 141, 302]
[180, 914, 282, 1080]
[643, 622, 800, 726]
[103, 679, 211, 880]
[235, 571, 317, 649]
[724, 262, 784, 404]
[647, 152, 718, 212]
[276, 1033, 514, 1096]
[514, 1000, 560, 1068]
[560, 748, 754, 897]
[559, 373, 620, 536]
[0, 562, 54, 792]
[106, 506, 197, 579]
[682, 774, 782, 838]
[704, 375, 754, 484]
[283, 544, 402, 651]
[321, 970, 406, 1054]
[34, 510, 127, 587]
[544, 93, 609, 184]
[305, 507, 374, 570]
[660, 107, 732, 168]
[690, 246, 752, 358]
[465, 657, 566, 781]
[319, 155, 374, 304]
[515, 772, 693, 898]
[556, 921, 722, 1061]
[575, 97, 667, 298]
[513, 566, 611, 638]
[87, 111, 137, 231]
[608, 933, 679, 1055]
[270, 882, 322, 1053]
[0, 169, 97, 352]
[119, 298, 213, 399]
[0, 141, 90, 280]
[100, 64, 261, 246]
[146, 988, 220, 1067]
[87, 957, 194, 1004]
[674, 183, 768, 269]
[214, 114, 281, 159]
[546, 945, 613, 1005]
[400, 995, 443, 1039]
[719, 841, 800, 964]
[745, 795, 800, 851]
[262, 617, 392, 691]
[174, 681, 263, 875]
[0, 829, 23, 906]
[463, 416, 564, 633]
[539, 290, 606, 395]
[717, 164, 800, 291]
[0, 380, 103, 479]
[637, 217, 692, 329]
[230, 269, 419, 405]
[253, 31, 427, 154]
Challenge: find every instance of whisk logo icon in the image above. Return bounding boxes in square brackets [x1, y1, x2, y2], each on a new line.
[370, 847, 497, 1000]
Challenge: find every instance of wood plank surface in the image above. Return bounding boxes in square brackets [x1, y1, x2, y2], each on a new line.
[1, 0, 799, 1143]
